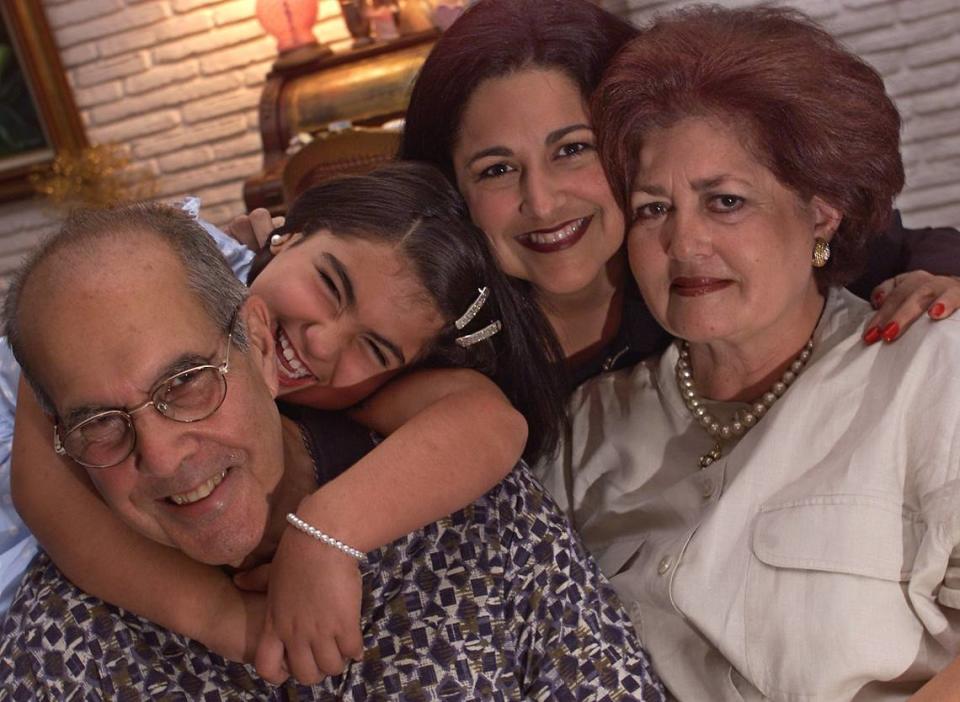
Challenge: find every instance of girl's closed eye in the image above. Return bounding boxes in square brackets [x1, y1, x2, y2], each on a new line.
[317, 269, 342, 306]
[364, 338, 389, 368]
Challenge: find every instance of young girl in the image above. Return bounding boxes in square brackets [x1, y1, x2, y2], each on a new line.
[9, 162, 567, 684]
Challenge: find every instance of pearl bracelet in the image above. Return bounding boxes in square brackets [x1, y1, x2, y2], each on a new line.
[285, 513, 365, 561]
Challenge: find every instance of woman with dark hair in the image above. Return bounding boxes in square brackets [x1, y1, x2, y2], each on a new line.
[548, 6, 960, 698]
[6, 162, 579, 686]
[399, 0, 960, 388]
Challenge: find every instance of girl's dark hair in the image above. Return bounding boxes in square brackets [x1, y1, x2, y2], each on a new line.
[398, 0, 638, 182]
[248, 161, 567, 463]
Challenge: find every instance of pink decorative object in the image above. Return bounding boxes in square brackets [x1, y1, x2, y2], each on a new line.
[366, 1, 400, 40]
[431, 2, 464, 31]
[256, 0, 318, 53]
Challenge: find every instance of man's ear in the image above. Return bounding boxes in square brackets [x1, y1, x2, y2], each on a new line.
[239, 295, 278, 399]
[811, 196, 843, 243]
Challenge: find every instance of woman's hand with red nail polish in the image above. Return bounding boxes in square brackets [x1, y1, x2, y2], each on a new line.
[865, 272, 960, 346]
[863, 325, 882, 344]
[881, 321, 900, 343]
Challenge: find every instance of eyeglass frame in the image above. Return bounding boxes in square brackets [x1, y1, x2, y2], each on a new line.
[53, 314, 239, 469]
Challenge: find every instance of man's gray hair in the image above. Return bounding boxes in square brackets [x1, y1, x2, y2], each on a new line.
[2, 202, 250, 415]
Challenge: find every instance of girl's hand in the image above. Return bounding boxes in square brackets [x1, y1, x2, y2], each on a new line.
[197, 579, 268, 665]
[223, 208, 284, 250]
[245, 526, 364, 686]
[863, 271, 960, 344]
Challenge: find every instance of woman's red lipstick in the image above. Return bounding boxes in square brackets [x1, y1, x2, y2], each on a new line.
[516, 216, 591, 253]
[671, 277, 732, 296]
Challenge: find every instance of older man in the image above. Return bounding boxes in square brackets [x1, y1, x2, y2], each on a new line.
[0, 204, 664, 700]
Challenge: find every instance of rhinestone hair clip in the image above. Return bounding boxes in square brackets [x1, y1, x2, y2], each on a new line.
[456, 320, 503, 348]
[453, 286, 502, 347]
[455, 287, 489, 330]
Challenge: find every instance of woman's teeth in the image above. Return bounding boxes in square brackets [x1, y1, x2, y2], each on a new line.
[277, 328, 312, 380]
[526, 218, 586, 245]
[169, 469, 227, 506]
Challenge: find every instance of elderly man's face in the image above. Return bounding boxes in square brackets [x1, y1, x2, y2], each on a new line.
[20, 237, 284, 566]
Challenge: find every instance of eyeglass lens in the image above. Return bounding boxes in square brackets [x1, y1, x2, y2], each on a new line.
[62, 365, 227, 468]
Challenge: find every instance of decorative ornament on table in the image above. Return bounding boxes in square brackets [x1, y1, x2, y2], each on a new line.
[256, 0, 318, 52]
[396, 0, 436, 34]
[675, 337, 815, 469]
[367, 0, 400, 40]
[339, 0, 373, 47]
[30, 144, 156, 208]
[428, 1, 466, 30]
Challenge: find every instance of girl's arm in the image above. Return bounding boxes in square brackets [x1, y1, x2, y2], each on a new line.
[248, 367, 528, 685]
[10, 378, 266, 663]
[314, 366, 526, 548]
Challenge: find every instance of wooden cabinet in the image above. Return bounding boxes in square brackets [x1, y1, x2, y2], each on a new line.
[243, 30, 437, 213]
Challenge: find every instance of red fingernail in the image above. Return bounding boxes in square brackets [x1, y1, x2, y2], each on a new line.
[863, 325, 882, 344]
[930, 302, 946, 319]
[882, 321, 899, 343]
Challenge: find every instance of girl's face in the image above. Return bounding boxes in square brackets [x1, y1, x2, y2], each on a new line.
[452, 67, 624, 299]
[249, 231, 444, 409]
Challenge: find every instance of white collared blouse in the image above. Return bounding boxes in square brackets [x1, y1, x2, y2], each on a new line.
[539, 288, 960, 701]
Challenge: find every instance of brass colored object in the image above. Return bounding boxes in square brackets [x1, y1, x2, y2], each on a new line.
[245, 30, 437, 213]
[31, 144, 156, 208]
[284, 41, 432, 142]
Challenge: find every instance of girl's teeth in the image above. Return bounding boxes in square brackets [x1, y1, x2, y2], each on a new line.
[276, 328, 312, 380]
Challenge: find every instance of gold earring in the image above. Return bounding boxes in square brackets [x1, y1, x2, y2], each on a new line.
[812, 238, 831, 268]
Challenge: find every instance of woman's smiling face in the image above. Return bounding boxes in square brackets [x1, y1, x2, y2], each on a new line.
[248, 231, 443, 409]
[452, 67, 624, 298]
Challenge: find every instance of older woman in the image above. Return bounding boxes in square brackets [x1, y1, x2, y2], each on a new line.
[541, 6, 960, 700]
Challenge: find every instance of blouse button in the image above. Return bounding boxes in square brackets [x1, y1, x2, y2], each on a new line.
[702, 479, 715, 500]
[657, 555, 673, 575]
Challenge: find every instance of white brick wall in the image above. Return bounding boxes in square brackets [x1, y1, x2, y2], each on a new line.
[621, 0, 960, 230]
[0, 0, 956, 288]
[0, 0, 352, 284]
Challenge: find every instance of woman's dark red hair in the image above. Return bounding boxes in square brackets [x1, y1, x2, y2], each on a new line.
[595, 5, 905, 287]
[399, 0, 637, 184]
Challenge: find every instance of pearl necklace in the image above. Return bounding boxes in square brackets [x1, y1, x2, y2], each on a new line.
[675, 337, 814, 469]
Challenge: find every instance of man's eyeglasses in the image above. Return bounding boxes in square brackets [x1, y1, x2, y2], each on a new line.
[54, 318, 238, 469]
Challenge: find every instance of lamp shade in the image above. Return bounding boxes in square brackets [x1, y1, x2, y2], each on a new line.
[256, 0, 318, 53]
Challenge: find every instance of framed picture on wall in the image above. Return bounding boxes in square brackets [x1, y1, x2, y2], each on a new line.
[0, 0, 86, 203]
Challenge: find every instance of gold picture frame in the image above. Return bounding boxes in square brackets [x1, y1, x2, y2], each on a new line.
[0, 0, 86, 202]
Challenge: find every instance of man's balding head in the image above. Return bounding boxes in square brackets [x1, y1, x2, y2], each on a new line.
[3, 204, 285, 565]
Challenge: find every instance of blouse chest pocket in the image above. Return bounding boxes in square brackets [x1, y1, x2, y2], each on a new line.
[744, 497, 926, 701]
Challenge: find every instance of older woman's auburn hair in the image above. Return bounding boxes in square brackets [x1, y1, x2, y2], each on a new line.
[595, 4, 905, 287]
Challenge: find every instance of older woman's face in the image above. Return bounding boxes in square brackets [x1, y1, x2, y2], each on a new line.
[627, 116, 838, 345]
